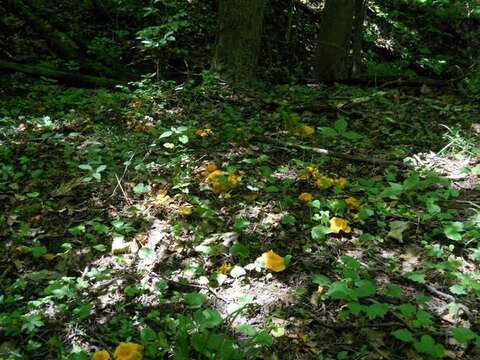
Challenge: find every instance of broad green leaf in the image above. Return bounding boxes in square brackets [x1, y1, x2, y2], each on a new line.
[229, 243, 249, 259]
[195, 308, 223, 329]
[443, 222, 464, 241]
[138, 246, 156, 260]
[414, 335, 444, 358]
[398, 303, 416, 317]
[366, 303, 389, 319]
[387, 221, 409, 242]
[234, 218, 250, 231]
[78, 164, 93, 171]
[311, 225, 331, 241]
[392, 329, 414, 343]
[471, 164, 480, 175]
[32, 246, 47, 258]
[326, 281, 350, 300]
[405, 271, 425, 284]
[312, 274, 331, 286]
[237, 324, 257, 336]
[183, 292, 206, 309]
[449, 284, 467, 295]
[379, 183, 403, 199]
[133, 182, 150, 194]
[178, 135, 189, 144]
[353, 280, 376, 298]
[451, 327, 477, 344]
[334, 117, 348, 133]
[159, 130, 172, 138]
[254, 331, 273, 346]
[383, 284, 402, 298]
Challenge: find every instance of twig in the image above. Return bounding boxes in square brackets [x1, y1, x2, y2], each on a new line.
[111, 152, 135, 196]
[254, 136, 408, 167]
[114, 173, 132, 205]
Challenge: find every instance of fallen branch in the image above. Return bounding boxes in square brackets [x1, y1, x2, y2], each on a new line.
[0, 59, 120, 88]
[254, 136, 409, 167]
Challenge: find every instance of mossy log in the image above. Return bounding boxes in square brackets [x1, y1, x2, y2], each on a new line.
[0, 59, 119, 88]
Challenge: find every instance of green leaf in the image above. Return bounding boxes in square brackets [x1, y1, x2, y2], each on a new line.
[352, 280, 376, 298]
[312, 274, 331, 286]
[405, 271, 425, 284]
[383, 284, 402, 298]
[398, 303, 416, 318]
[366, 303, 389, 319]
[412, 310, 433, 328]
[234, 218, 250, 231]
[387, 221, 409, 242]
[348, 302, 365, 315]
[78, 164, 93, 171]
[133, 182, 150, 194]
[449, 284, 467, 295]
[229, 243, 249, 259]
[326, 281, 350, 300]
[281, 214, 296, 226]
[443, 222, 464, 241]
[392, 329, 414, 343]
[379, 183, 403, 199]
[138, 246, 156, 260]
[253, 331, 273, 346]
[414, 335, 444, 358]
[159, 130, 172, 138]
[311, 225, 331, 241]
[68, 224, 86, 236]
[183, 292, 206, 309]
[334, 117, 348, 133]
[32, 246, 47, 258]
[319, 127, 338, 138]
[178, 135, 189, 144]
[195, 308, 223, 329]
[343, 131, 364, 140]
[93, 244, 107, 252]
[451, 327, 477, 344]
[237, 324, 257, 336]
[73, 303, 92, 319]
[471, 164, 480, 175]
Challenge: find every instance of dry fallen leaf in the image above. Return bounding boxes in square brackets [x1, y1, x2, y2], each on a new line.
[92, 350, 111, 360]
[387, 221, 409, 242]
[113, 342, 143, 360]
[345, 196, 361, 211]
[329, 217, 351, 234]
[216, 262, 232, 274]
[262, 250, 286, 272]
[298, 192, 313, 203]
[178, 205, 193, 216]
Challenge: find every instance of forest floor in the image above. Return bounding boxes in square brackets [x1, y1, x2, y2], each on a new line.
[1, 78, 480, 360]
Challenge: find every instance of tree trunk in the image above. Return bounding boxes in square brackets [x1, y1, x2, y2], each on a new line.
[314, 0, 356, 82]
[351, 0, 366, 77]
[213, 0, 267, 83]
[5, 0, 82, 60]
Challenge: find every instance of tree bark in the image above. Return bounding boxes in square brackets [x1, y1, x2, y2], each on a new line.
[213, 0, 267, 83]
[0, 59, 119, 88]
[314, 0, 356, 82]
[5, 0, 82, 60]
[351, 0, 366, 77]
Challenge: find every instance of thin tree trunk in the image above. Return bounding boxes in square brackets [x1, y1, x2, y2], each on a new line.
[213, 0, 267, 83]
[351, 0, 366, 77]
[314, 0, 355, 82]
